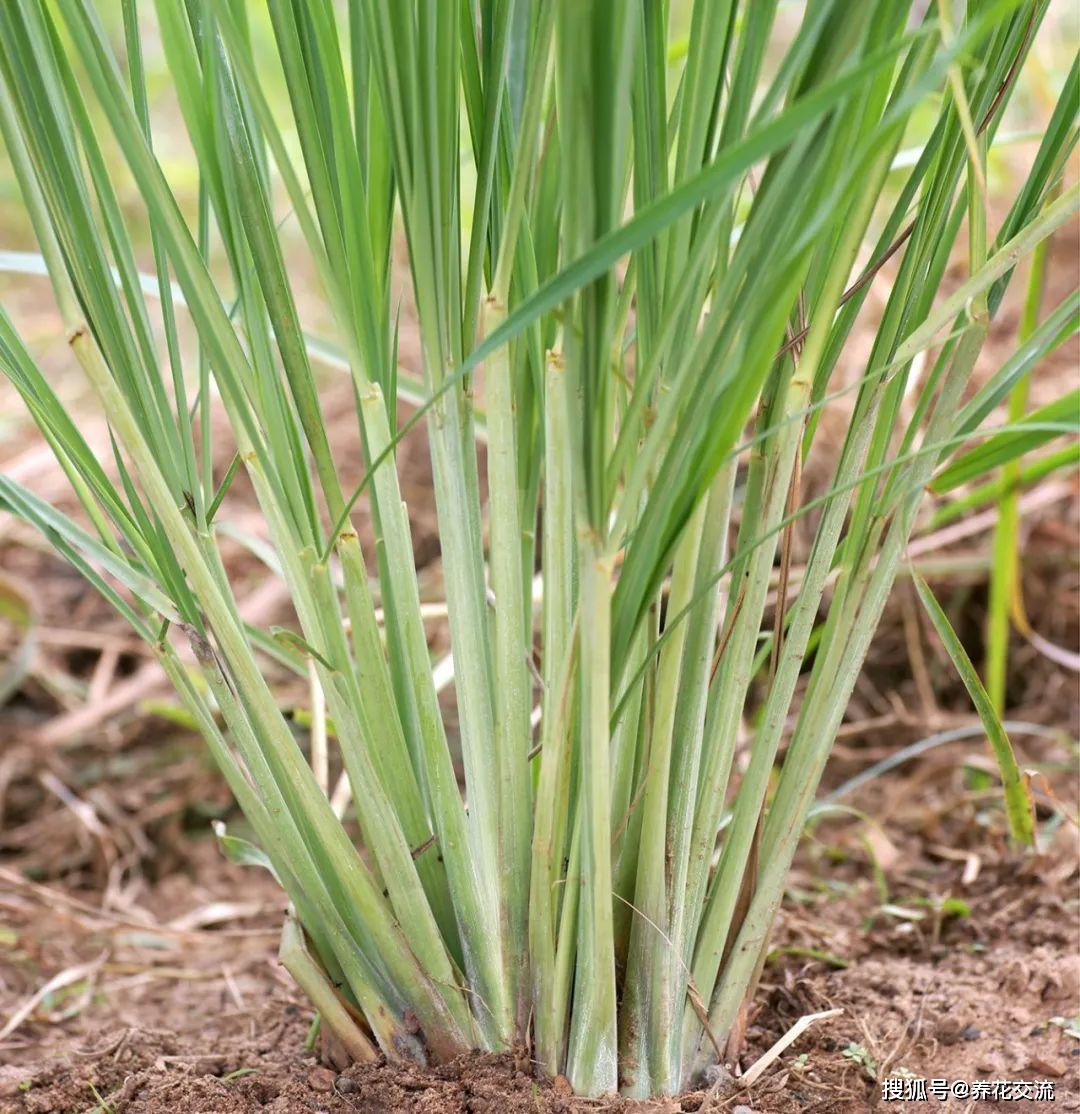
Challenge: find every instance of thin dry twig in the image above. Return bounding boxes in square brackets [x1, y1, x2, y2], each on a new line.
[738, 1007, 844, 1088]
[0, 952, 108, 1041]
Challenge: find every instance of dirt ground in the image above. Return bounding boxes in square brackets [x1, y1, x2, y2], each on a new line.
[0, 183, 1077, 1114]
[0, 757, 1075, 1113]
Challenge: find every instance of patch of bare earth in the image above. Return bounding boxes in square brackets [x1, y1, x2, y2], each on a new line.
[0, 795, 1075, 1113]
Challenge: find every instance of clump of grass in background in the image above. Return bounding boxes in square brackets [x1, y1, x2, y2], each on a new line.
[0, 0, 1076, 1098]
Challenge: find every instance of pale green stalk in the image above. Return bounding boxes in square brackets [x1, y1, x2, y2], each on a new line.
[680, 126, 909, 1070]
[74, 329, 472, 1059]
[279, 916, 378, 1064]
[662, 465, 736, 1062]
[565, 547, 618, 1095]
[701, 322, 990, 1069]
[483, 295, 533, 1027]
[169, 642, 416, 1059]
[986, 230, 1051, 711]
[620, 498, 708, 1094]
[529, 346, 576, 1074]
[360, 386, 511, 1045]
[694, 113, 995, 1068]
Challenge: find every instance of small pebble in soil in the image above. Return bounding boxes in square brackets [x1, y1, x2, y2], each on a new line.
[959, 1024, 982, 1041]
[732, 1105, 759, 1114]
[335, 1075, 359, 1093]
[1060, 956, 1080, 1002]
[1027, 1053, 1067, 1077]
[310, 1067, 336, 1092]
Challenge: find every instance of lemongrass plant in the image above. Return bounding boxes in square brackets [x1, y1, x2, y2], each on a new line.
[0, 0, 1076, 1097]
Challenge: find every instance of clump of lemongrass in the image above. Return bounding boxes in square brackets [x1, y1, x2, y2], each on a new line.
[0, 0, 1076, 1098]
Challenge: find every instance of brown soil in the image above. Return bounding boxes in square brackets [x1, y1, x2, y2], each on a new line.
[0, 764, 1076, 1114]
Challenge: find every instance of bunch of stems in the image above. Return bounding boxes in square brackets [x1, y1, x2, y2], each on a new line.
[0, 0, 1075, 1097]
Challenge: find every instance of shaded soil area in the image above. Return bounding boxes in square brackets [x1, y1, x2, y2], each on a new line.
[0, 779, 1076, 1113]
